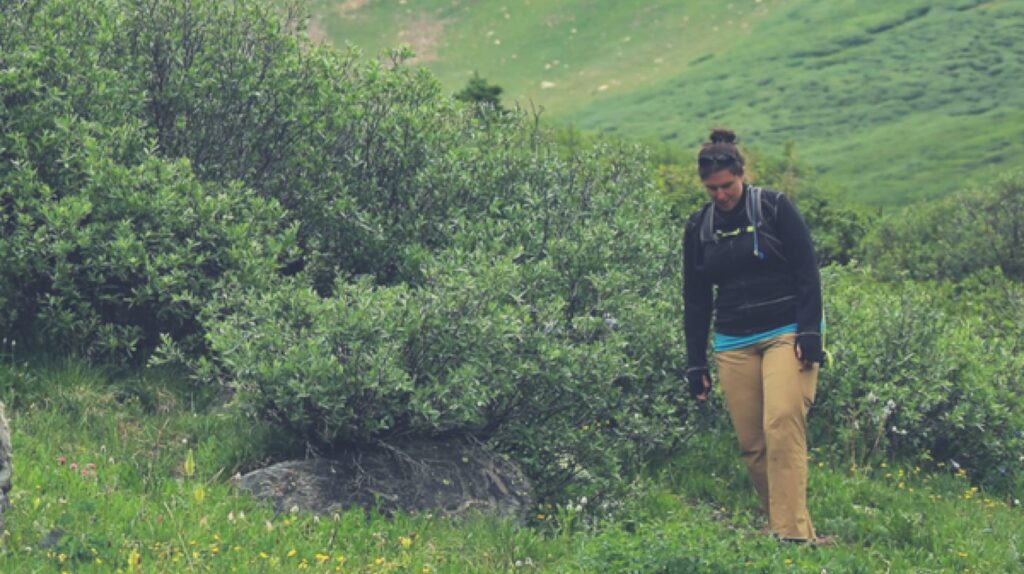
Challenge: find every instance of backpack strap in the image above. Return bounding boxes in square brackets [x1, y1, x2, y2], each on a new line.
[698, 201, 716, 244]
[747, 186, 766, 260]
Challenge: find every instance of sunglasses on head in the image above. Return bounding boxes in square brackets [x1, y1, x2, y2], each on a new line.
[698, 153, 738, 168]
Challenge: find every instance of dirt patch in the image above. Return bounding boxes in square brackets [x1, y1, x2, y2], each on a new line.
[335, 0, 369, 19]
[397, 13, 449, 64]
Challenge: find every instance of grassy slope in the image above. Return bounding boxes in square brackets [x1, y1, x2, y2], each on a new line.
[1, 360, 1022, 572]
[311, 0, 1024, 204]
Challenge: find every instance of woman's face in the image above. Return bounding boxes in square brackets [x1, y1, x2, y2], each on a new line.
[702, 169, 744, 212]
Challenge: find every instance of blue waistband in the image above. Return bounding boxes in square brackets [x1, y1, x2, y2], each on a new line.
[714, 323, 798, 352]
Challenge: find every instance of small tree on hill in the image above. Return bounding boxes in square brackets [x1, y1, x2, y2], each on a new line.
[454, 71, 504, 111]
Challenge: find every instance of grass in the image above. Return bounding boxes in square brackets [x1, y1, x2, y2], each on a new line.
[0, 358, 1022, 572]
[310, 0, 1024, 205]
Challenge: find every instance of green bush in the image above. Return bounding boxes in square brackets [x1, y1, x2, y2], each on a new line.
[1, 0, 297, 359]
[814, 266, 1024, 489]
[0, 118, 294, 358]
[860, 169, 1024, 281]
[194, 138, 691, 499]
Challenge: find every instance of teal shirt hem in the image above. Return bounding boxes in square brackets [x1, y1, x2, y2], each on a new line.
[714, 323, 798, 352]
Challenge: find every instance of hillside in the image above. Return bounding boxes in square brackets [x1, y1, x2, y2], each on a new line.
[310, 0, 1024, 204]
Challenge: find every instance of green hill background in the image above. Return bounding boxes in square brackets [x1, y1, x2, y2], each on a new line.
[310, 0, 1024, 204]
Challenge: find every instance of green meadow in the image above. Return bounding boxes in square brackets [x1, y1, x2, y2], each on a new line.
[311, 0, 1024, 204]
[3, 359, 1023, 573]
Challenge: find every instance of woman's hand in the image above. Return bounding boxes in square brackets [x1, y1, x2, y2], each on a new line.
[794, 333, 823, 368]
[687, 367, 712, 401]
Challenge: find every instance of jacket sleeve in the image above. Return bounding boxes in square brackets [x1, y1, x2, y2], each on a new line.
[774, 194, 822, 335]
[683, 212, 714, 367]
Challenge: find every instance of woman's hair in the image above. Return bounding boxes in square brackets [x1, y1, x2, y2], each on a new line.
[697, 128, 745, 179]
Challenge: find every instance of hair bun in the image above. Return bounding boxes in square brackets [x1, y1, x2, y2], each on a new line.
[709, 128, 737, 144]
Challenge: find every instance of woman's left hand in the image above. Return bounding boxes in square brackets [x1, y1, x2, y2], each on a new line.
[794, 333, 823, 367]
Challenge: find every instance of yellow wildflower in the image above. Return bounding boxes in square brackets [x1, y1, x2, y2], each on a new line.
[184, 448, 196, 479]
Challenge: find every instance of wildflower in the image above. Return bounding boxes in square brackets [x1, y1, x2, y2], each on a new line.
[315, 553, 330, 563]
[399, 536, 412, 549]
[375, 557, 385, 565]
[194, 486, 205, 503]
[259, 552, 269, 559]
[288, 549, 298, 558]
[58, 456, 66, 466]
[127, 548, 141, 572]
[958, 551, 968, 557]
[423, 567, 432, 574]
[70, 463, 79, 472]
[784, 558, 793, 565]
[183, 449, 196, 479]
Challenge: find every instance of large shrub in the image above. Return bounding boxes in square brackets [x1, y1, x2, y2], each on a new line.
[813, 266, 1024, 489]
[0, 118, 293, 358]
[194, 139, 691, 499]
[0, 0, 298, 358]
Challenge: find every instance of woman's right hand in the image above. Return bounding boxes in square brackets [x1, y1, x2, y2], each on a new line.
[687, 367, 712, 401]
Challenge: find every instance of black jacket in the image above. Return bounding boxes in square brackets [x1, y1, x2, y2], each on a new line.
[683, 185, 821, 367]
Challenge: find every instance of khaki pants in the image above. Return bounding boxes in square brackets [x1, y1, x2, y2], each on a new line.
[716, 332, 818, 540]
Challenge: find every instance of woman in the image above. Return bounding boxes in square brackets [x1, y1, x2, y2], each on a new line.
[682, 128, 823, 542]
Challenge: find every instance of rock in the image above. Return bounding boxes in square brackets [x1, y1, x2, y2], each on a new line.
[235, 438, 534, 522]
[0, 402, 11, 534]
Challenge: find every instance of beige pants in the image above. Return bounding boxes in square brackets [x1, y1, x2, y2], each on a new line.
[716, 332, 818, 540]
